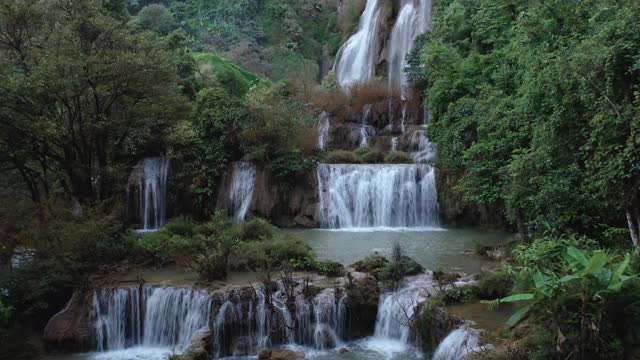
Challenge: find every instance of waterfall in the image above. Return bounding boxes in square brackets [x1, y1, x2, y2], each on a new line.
[128, 157, 170, 231]
[374, 276, 432, 344]
[409, 130, 437, 163]
[94, 287, 141, 351]
[212, 284, 347, 357]
[388, 0, 433, 94]
[432, 327, 483, 360]
[390, 137, 398, 151]
[142, 287, 211, 349]
[360, 104, 374, 147]
[333, 0, 382, 87]
[316, 164, 439, 228]
[92, 286, 210, 352]
[318, 112, 331, 150]
[229, 162, 256, 222]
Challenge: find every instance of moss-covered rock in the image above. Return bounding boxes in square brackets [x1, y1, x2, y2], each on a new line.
[351, 254, 388, 276]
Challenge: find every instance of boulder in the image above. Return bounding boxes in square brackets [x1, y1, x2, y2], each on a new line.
[351, 254, 388, 276]
[43, 291, 94, 352]
[258, 348, 305, 360]
[185, 330, 213, 360]
[415, 306, 464, 352]
[343, 272, 380, 339]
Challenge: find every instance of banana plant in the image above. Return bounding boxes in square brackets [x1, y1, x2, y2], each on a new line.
[486, 247, 633, 327]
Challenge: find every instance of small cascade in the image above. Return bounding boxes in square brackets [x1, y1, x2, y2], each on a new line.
[401, 103, 408, 133]
[333, 0, 382, 87]
[388, 0, 433, 94]
[93, 287, 141, 351]
[432, 327, 483, 360]
[229, 162, 257, 222]
[423, 107, 431, 127]
[374, 276, 433, 344]
[212, 283, 347, 357]
[127, 157, 170, 231]
[360, 104, 375, 147]
[317, 112, 331, 150]
[92, 286, 210, 353]
[142, 287, 211, 349]
[390, 137, 398, 151]
[409, 130, 437, 163]
[316, 164, 439, 228]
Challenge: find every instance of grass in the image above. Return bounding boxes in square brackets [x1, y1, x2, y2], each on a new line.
[194, 53, 263, 96]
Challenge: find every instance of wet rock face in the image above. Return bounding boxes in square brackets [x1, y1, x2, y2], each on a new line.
[43, 291, 93, 352]
[343, 272, 380, 339]
[186, 330, 213, 360]
[216, 164, 320, 228]
[414, 306, 464, 352]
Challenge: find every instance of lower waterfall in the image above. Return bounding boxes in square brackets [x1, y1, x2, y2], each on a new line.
[432, 327, 483, 360]
[211, 283, 347, 357]
[229, 162, 256, 222]
[93, 286, 210, 352]
[317, 164, 439, 228]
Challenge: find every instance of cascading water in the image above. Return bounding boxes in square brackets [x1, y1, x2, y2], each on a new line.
[211, 283, 347, 357]
[92, 286, 210, 353]
[388, 0, 433, 94]
[360, 104, 375, 147]
[316, 164, 439, 228]
[333, 0, 382, 87]
[317, 112, 331, 150]
[432, 327, 484, 360]
[229, 162, 257, 222]
[390, 137, 398, 151]
[128, 157, 170, 231]
[409, 130, 437, 163]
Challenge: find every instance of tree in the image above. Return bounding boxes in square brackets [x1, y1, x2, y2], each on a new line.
[136, 4, 177, 34]
[0, 0, 186, 207]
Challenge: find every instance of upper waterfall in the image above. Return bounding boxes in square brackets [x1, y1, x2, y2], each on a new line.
[229, 162, 257, 222]
[127, 157, 170, 232]
[316, 164, 439, 229]
[333, 0, 383, 88]
[388, 0, 433, 94]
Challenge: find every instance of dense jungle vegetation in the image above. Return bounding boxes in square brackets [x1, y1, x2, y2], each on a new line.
[0, 0, 640, 359]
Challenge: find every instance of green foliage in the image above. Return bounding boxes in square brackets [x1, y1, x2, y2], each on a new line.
[192, 232, 238, 281]
[271, 149, 314, 184]
[384, 151, 414, 164]
[0, 300, 14, 327]
[486, 241, 638, 358]
[235, 218, 277, 241]
[417, 0, 640, 237]
[0, 0, 187, 205]
[194, 53, 263, 96]
[231, 233, 313, 271]
[324, 150, 361, 164]
[476, 269, 513, 300]
[315, 260, 345, 277]
[355, 147, 385, 163]
[136, 4, 177, 34]
[242, 81, 316, 161]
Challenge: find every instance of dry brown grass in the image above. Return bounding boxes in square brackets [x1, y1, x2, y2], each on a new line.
[312, 86, 350, 114]
[348, 80, 401, 113]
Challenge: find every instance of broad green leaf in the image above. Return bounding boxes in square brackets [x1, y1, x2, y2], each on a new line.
[614, 254, 631, 279]
[500, 293, 534, 303]
[507, 305, 531, 327]
[560, 274, 579, 283]
[584, 251, 607, 275]
[533, 271, 553, 297]
[564, 246, 588, 272]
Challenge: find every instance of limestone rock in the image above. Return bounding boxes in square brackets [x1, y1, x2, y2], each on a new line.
[258, 348, 305, 360]
[43, 291, 93, 352]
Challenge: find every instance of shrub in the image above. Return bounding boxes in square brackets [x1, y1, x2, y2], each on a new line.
[271, 149, 313, 184]
[384, 151, 413, 164]
[359, 149, 385, 163]
[476, 269, 513, 299]
[192, 233, 238, 281]
[315, 260, 345, 277]
[164, 216, 197, 237]
[324, 150, 361, 164]
[134, 231, 208, 266]
[236, 218, 277, 241]
[231, 234, 313, 270]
